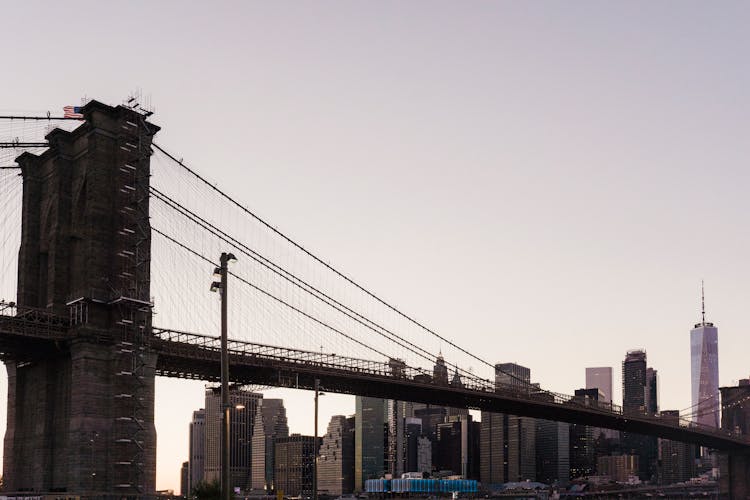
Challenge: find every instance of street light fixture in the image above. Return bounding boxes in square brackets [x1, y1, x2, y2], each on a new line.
[211, 252, 237, 500]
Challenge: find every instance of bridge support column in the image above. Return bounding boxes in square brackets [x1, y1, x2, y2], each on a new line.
[719, 451, 750, 499]
[3, 340, 157, 494]
[3, 99, 160, 495]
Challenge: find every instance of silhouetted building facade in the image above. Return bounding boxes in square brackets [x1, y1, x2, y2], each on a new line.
[189, 409, 206, 494]
[318, 415, 355, 496]
[536, 419, 569, 486]
[275, 434, 320, 497]
[621, 350, 657, 481]
[181, 461, 189, 498]
[659, 410, 696, 484]
[569, 389, 601, 479]
[434, 415, 480, 479]
[623, 350, 647, 414]
[415, 407, 448, 441]
[251, 399, 289, 493]
[404, 417, 422, 473]
[480, 363, 536, 484]
[646, 367, 658, 415]
[387, 400, 417, 477]
[480, 411, 504, 484]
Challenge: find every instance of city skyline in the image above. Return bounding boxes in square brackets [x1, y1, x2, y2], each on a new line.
[1, 1, 749, 491]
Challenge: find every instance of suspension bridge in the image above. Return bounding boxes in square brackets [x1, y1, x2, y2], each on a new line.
[0, 101, 748, 497]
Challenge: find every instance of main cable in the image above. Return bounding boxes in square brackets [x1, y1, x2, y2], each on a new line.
[151, 144, 522, 381]
[150, 186, 485, 384]
[151, 226, 398, 364]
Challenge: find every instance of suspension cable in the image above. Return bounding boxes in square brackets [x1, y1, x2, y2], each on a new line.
[150, 187, 484, 383]
[151, 226, 396, 362]
[152, 143, 498, 373]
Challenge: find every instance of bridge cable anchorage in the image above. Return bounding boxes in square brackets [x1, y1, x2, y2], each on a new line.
[152, 143, 539, 390]
[149, 187, 484, 384]
[151, 227, 396, 362]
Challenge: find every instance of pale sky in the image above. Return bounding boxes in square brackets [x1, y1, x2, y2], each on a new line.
[1, 0, 749, 491]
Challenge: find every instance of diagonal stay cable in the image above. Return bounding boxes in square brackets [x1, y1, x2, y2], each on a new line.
[151, 226, 397, 363]
[150, 186, 483, 383]
[152, 143, 512, 377]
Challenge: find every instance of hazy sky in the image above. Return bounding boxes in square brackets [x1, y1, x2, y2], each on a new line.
[2, 0, 750, 491]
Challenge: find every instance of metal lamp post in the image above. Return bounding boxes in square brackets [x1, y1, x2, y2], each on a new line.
[314, 379, 319, 500]
[313, 378, 325, 500]
[211, 252, 236, 500]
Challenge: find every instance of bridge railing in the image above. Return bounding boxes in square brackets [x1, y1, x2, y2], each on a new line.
[151, 326, 746, 444]
[0, 300, 69, 339]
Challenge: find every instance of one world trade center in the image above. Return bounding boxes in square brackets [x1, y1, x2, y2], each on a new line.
[690, 282, 719, 429]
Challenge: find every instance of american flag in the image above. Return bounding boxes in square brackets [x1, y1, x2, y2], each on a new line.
[63, 105, 84, 119]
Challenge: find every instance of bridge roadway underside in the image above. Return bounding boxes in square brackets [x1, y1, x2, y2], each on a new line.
[1, 325, 747, 453]
[151, 336, 748, 452]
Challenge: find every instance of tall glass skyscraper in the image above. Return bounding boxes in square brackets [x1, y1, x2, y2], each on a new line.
[355, 396, 387, 491]
[691, 289, 719, 428]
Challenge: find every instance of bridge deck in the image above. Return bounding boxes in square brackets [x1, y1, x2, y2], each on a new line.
[0, 305, 747, 451]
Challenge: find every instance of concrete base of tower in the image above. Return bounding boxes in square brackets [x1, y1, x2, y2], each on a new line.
[3, 339, 157, 495]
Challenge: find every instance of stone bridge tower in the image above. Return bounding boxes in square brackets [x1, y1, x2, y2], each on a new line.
[3, 100, 159, 495]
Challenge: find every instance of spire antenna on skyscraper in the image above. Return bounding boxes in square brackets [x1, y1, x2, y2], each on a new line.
[701, 280, 706, 325]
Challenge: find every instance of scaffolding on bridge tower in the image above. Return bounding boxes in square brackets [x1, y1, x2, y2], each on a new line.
[110, 97, 155, 495]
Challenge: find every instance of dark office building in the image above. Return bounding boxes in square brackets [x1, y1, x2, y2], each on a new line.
[404, 417, 423, 474]
[659, 410, 696, 484]
[536, 419, 569, 486]
[180, 461, 189, 498]
[433, 415, 480, 479]
[355, 396, 387, 491]
[275, 434, 321, 497]
[480, 411, 504, 484]
[414, 406, 448, 441]
[646, 368, 658, 415]
[569, 389, 600, 479]
[623, 350, 647, 414]
[621, 350, 657, 481]
[480, 363, 536, 484]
